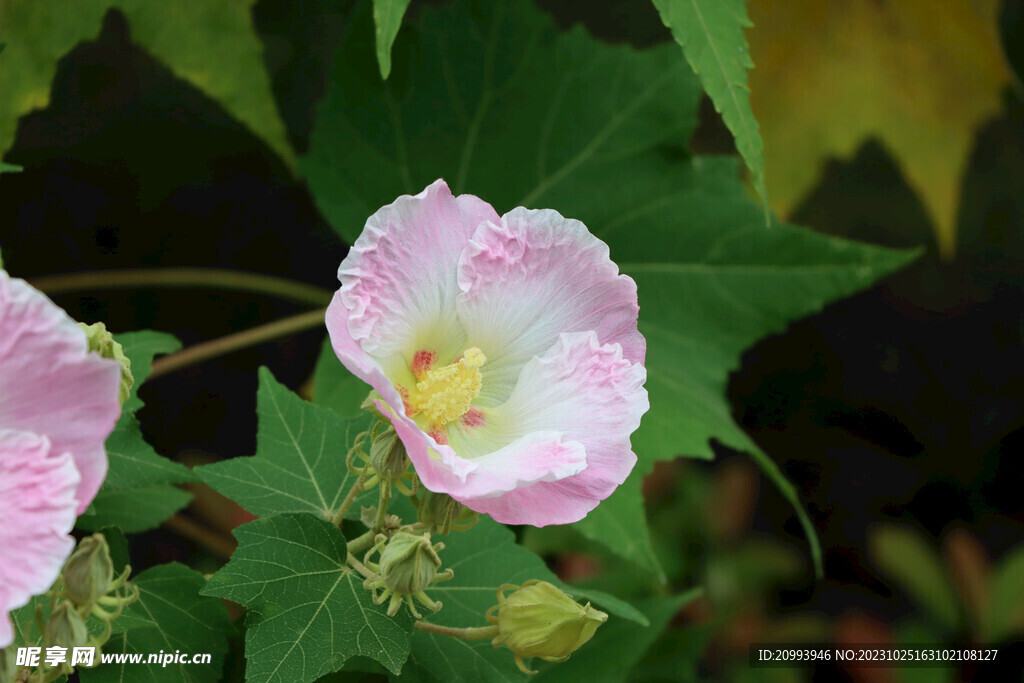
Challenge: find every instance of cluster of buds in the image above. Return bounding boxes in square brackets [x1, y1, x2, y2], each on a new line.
[485, 580, 607, 674]
[6, 534, 140, 682]
[362, 531, 453, 618]
[345, 408, 607, 676]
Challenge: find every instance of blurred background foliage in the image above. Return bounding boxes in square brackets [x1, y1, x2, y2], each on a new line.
[2, 0, 1024, 680]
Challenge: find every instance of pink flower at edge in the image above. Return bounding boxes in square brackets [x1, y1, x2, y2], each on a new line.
[326, 179, 649, 527]
[0, 272, 122, 647]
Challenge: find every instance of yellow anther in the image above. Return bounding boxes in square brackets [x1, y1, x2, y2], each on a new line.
[411, 348, 486, 425]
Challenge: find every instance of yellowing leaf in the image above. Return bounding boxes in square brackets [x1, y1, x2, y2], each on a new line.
[0, 0, 292, 166]
[747, 0, 1011, 257]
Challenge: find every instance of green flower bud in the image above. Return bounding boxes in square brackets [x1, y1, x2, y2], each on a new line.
[487, 580, 607, 674]
[44, 602, 89, 649]
[79, 322, 133, 406]
[415, 490, 477, 535]
[0, 645, 16, 683]
[378, 532, 442, 595]
[369, 427, 410, 478]
[63, 533, 114, 608]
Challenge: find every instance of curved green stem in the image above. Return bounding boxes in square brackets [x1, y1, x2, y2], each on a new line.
[373, 476, 391, 531]
[347, 530, 377, 555]
[29, 268, 333, 306]
[332, 470, 369, 526]
[346, 552, 376, 580]
[414, 622, 499, 641]
[148, 308, 326, 380]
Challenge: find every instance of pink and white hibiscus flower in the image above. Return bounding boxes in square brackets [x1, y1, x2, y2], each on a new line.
[0, 272, 122, 647]
[326, 180, 648, 526]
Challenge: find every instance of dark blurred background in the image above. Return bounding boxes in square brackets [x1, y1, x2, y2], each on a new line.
[2, 0, 1023, 680]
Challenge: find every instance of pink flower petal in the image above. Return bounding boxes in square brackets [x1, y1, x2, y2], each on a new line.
[384, 401, 588, 501]
[451, 331, 647, 525]
[0, 274, 122, 512]
[338, 179, 499, 358]
[0, 429, 80, 648]
[457, 208, 645, 406]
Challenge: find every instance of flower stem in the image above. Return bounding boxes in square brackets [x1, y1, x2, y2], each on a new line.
[148, 308, 326, 380]
[373, 476, 391, 531]
[29, 268, 333, 306]
[346, 552, 376, 580]
[413, 622, 499, 641]
[332, 471, 369, 525]
[347, 530, 377, 555]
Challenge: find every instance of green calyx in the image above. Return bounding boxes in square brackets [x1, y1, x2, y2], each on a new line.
[78, 321, 133, 406]
[369, 426, 410, 478]
[379, 531, 441, 595]
[414, 490, 477, 535]
[363, 531, 454, 618]
[1, 645, 16, 683]
[486, 580, 608, 675]
[63, 533, 114, 609]
[44, 602, 89, 650]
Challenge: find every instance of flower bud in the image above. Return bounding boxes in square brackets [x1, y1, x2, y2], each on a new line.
[63, 533, 114, 608]
[416, 490, 476, 535]
[1, 645, 16, 683]
[369, 427, 410, 478]
[44, 602, 89, 649]
[378, 532, 442, 595]
[79, 322, 133, 406]
[487, 580, 607, 674]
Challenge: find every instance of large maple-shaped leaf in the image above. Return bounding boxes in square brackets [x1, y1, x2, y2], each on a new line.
[78, 331, 197, 533]
[746, 0, 1011, 257]
[202, 514, 413, 682]
[197, 367, 374, 522]
[300, 0, 702, 244]
[0, 0, 291, 165]
[301, 0, 916, 578]
[651, 0, 767, 216]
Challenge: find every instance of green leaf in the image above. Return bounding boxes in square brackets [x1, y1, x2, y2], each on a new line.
[372, 0, 412, 80]
[78, 331, 196, 533]
[301, 0, 916, 579]
[650, 0, 768, 216]
[202, 513, 413, 681]
[397, 516, 645, 683]
[0, 0, 291, 166]
[573, 477, 664, 582]
[80, 563, 232, 683]
[119, 330, 181, 413]
[301, 0, 703, 244]
[986, 545, 1024, 641]
[197, 366, 374, 522]
[869, 525, 962, 633]
[0, 162, 20, 173]
[81, 485, 195, 533]
[533, 589, 701, 682]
